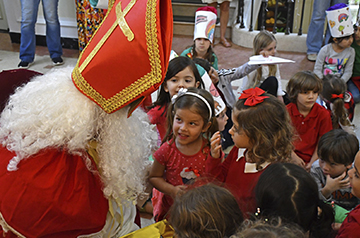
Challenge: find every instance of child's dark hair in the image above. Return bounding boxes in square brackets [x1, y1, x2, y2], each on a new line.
[163, 87, 217, 144]
[169, 183, 244, 238]
[233, 93, 294, 168]
[149, 56, 204, 110]
[192, 58, 212, 73]
[328, 34, 353, 44]
[255, 163, 335, 238]
[235, 217, 306, 238]
[322, 74, 353, 129]
[286, 71, 322, 103]
[191, 40, 215, 66]
[318, 129, 359, 166]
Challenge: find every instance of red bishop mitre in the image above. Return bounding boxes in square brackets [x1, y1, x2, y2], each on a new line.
[72, 0, 173, 114]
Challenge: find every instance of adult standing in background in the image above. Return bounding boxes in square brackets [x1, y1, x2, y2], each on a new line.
[306, 0, 348, 62]
[203, 0, 232, 47]
[18, 0, 63, 68]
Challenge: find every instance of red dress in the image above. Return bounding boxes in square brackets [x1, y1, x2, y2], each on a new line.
[0, 146, 108, 237]
[152, 139, 210, 221]
[206, 147, 267, 217]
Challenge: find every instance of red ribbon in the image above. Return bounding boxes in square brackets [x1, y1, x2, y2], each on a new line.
[331, 93, 344, 99]
[184, 167, 200, 177]
[239, 87, 269, 106]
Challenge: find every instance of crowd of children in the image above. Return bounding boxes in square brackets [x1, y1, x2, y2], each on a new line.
[135, 3, 360, 238]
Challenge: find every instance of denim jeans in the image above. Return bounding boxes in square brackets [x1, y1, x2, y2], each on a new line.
[306, 0, 348, 55]
[347, 80, 360, 103]
[20, 0, 62, 62]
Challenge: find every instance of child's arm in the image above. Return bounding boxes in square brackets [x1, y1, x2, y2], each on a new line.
[341, 48, 355, 83]
[305, 144, 319, 172]
[210, 131, 223, 160]
[148, 160, 186, 198]
[290, 151, 305, 168]
[313, 46, 328, 79]
[217, 63, 260, 85]
[321, 171, 350, 199]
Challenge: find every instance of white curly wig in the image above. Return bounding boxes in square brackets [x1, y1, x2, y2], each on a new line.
[0, 67, 157, 202]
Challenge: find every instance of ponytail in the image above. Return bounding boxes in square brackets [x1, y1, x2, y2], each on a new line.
[332, 97, 352, 129]
[309, 201, 335, 238]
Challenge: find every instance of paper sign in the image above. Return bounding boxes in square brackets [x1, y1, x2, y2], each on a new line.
[248, 55, 295, 65]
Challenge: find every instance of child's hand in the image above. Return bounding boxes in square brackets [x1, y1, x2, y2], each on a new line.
[259, 50, 270, 58]
[209, 67, 219, 85]
[171, 185, 187, 198]
[305, 161, 313, 172]
[290, 151, 305, 168]
[325, 171, 350, 192]
[210, 131, 222, 159]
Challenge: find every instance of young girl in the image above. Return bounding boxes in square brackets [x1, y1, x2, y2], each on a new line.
[321, 74, 355, 134]
[314, 4, 355, 83]
[286, 71, 333, 170]
[149, 88, 217, 221]
[337, 151, 360, 237]
[147, 56, 203, 143]
[241, 30, 285, 102]
[255, 163, 335, 238]
[169, 183, 243, 238]
[180, 7, 218, 69]
[207, 87, 294, 217]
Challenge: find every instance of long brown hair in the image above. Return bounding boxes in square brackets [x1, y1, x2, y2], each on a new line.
[253, 31, 277, 86]
[233, 93, 294, 168]
[322, 74, 353, 129]
[169, 183, 244, 238]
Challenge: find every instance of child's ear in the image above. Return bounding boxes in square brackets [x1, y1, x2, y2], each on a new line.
[202, 121, 211, 132]
[164, 83, 169, 92]
[195, 81, 200, 88]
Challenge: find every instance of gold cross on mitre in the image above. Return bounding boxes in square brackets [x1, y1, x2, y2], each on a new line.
[78, 0, 136, 73]
[116, 0, 136, 41]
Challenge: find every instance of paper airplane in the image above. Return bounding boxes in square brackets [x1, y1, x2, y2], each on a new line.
[248, 55, 295, 65]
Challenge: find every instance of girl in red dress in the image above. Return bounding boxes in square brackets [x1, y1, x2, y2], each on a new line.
[207, 87, 294, 217]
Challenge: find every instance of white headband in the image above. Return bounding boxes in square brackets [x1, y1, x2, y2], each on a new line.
[171, 88, 213, 121]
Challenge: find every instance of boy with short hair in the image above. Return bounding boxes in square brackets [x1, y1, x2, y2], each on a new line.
[286, 71, 333, 171]
[311, 129, 360, 211]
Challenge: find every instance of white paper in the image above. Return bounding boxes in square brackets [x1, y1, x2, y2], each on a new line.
[248, 55, 295, 65]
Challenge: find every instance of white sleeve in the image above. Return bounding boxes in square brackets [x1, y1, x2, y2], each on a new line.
[276, 65, 285, 96]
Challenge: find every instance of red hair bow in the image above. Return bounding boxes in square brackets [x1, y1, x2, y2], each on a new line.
[239, 87, 269, 106]
[331, 93, 344, 99]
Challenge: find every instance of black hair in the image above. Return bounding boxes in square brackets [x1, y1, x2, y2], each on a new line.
[318, 129, 359, 166]
[328, 34, 353, 44]
[149, 56, 204, 112]
[255, 163, 335, 238]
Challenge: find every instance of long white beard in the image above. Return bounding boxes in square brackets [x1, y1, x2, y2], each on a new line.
[96, 107, 157, 201]
[0, 67, 157, 202]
